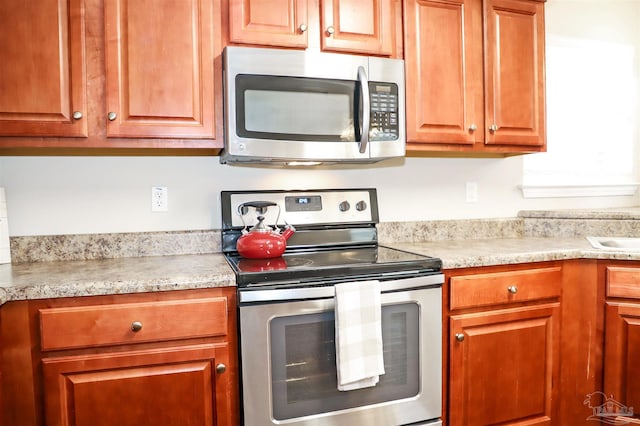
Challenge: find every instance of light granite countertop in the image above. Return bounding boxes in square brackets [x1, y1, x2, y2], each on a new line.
[389, 236, 640, 269]
[4, 207, 640, 304]
[0, 253, 235, 305]
[2, 236, 640, 305]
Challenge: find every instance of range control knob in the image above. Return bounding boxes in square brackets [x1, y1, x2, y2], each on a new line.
[338, 201, 350, 212]
[355, 201, 367, 211]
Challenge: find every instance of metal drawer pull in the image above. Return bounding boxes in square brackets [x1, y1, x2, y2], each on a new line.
[131, 321, 143, 332]
[455, 333, 465, 342]
[216, 363, 227, 374]
[507, 285, 518, 294]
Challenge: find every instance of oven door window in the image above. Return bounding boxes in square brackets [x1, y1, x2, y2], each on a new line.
[235, 75, 360, 142]
[269, 303, 420, 420]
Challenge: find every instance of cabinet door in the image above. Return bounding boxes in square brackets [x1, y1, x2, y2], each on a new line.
[229, 0, 308, 48]
[450, 303, 560, 425]
[604, 302, 640, 411]
[42, 343, 233, 426]
[403, 0, 483, 145]
[0, 0, 87, 137]
[104, 0, 219, 138]
[484, 0, 545, 146]
[321, 0, 394, 55]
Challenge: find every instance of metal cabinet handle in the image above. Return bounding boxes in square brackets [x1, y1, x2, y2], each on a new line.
[107, 111, 117, 121]
[72, 111, 83, 120]
[131, 321, 143, 332]
[468, 123, 477, 132]
[357, 66, 370, 154]
[216, 363, 227, 374]
[507, 285, 518, 294]
[326, 26, 335, 35]
[489, 124, 498, 132]
[298, 23, 307, 33]
[455, 333, 465, 342]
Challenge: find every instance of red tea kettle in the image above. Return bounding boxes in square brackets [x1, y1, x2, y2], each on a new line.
[236, 201, 295, 259]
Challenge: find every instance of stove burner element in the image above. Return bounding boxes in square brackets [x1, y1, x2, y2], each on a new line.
[280, 257, 314, 268]
[238, 257, 288, 272]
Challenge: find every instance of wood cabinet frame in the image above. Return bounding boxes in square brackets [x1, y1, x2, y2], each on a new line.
[0, 288, 239, 426]
[403, 0, 547, 155]
[0, 0, 224, 153]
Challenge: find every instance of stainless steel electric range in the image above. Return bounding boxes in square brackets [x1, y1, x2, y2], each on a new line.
[221, 189, 443, 426]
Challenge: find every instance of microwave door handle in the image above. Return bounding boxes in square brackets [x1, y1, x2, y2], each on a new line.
[357, 66, 370, 154]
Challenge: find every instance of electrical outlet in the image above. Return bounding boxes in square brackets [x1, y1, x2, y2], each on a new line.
[466, 182, 478, 203]
[151, 187, 168, 212]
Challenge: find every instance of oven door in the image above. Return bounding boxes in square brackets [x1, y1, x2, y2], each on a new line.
[238, 275, 442, 426]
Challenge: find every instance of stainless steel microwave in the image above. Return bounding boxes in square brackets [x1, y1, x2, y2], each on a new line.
[220, 46, 406, 165]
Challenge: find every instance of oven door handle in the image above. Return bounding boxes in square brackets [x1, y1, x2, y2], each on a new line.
[357, 66, 370, 154]
[239, 273, 444, 304]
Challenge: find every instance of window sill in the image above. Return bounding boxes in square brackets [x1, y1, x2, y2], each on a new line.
[519, 183, 640, 198]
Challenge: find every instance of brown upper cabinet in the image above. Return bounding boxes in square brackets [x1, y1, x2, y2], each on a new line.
[104, 0, 219, 139]
[403, 0, 546, 154]
[0, 0, 87, 137]
[227, 0, 399, 57]
[0, 0, 223, 151]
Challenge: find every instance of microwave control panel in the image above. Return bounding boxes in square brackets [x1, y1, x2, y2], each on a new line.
[369, 82, 399, 141]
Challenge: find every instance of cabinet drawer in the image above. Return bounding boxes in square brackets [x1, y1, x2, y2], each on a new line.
[450, 267, 562, 310]
[607, 267, 640, 299]
[40, 297, 228, 351]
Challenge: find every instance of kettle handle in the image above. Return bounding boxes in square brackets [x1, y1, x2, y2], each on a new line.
[237, 201, 282, 232]
[237, 201, 278, 216]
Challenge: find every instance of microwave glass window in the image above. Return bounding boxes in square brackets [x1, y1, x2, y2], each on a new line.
[236, 75, 358, 142]
[244, 90, 353, 139]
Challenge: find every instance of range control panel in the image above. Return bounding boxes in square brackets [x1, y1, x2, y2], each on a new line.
[223, 189, 378, 228]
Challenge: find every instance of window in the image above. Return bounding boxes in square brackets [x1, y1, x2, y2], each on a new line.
[522, 0, 640, 198]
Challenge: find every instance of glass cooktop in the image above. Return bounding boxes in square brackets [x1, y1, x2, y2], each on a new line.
[225, 245, 442, 287]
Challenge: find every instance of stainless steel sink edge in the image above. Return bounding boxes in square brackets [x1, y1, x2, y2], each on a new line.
[586, 236, 640, 251]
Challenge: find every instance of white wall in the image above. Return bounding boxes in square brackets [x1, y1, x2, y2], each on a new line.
[1, 0, 639, 237]
[0, 155, 635, 236]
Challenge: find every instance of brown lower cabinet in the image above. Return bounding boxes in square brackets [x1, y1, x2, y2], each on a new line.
[445, 259, 640, 426]
[0, 287, 239, 426]
[446, 264, 562, 425]
[604, 265, 640, 420]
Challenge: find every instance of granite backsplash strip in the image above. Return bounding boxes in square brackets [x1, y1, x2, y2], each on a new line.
[10, 208, 640, 263]
[518, 207, 640, 238]
[10, 230, 220, 263]
[522, 218, 640, 238]
[377, 218, 524, 243]
[519, 207, 640, 220]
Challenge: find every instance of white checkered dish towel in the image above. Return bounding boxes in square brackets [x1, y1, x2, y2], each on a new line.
[334, 280, 385, 391]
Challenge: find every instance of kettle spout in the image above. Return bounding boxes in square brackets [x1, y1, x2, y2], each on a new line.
[281, 224, 296, 240]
